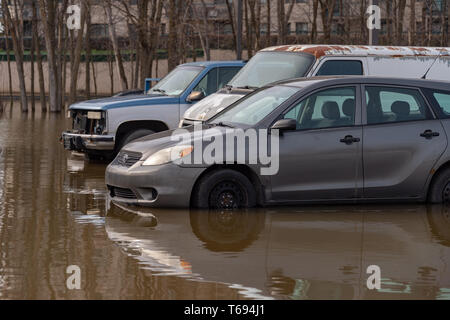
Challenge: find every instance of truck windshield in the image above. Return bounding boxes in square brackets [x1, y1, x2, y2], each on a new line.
[148, 66, 203, 96]
[228, 52, 315, 89]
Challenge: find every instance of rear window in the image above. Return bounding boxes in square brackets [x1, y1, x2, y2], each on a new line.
[316, 60, 363, 76]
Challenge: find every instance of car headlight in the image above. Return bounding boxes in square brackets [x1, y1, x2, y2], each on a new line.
[142, 145, 194, 166]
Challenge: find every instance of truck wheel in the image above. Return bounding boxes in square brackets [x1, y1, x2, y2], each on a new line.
[117, 129, 154, 152]
[429, 168, 450, 204]
[192, 169, 256, 209]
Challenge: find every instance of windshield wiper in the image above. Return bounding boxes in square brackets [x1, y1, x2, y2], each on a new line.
[151, 89, 167, 95]
[212, 122, 235, 129]
[236, 85, 259, 90]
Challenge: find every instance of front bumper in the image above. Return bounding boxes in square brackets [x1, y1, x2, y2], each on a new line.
[62, 132, 115, 152]
[105, 161, 205, 208]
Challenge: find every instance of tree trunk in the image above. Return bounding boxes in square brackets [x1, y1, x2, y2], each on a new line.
[85, 4, 91, 100]
[39, 0, 60, 112]
[226, 0, 237, 52]
[3, 15, 13, 106]
[311, 0, 318, 43]
[106, 0, 128, 92]
[168, 0, 178, 71]
[409, 0, 416, 45]
[396, 0, 407, 44]
[69, 0, 87, 105]
[32, 2, 47, 112]
[266, 0, 271, 47]
[2, 0, 28, 112]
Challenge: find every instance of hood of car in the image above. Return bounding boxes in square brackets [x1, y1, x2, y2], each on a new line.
[183, 92, 245, 122]
[121, 125, 228, 158]
[69, 94, 179, 111]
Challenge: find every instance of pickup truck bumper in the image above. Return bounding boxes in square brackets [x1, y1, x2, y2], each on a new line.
[62, 132, 115, 152]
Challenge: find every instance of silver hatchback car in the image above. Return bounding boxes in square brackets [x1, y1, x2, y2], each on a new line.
[106, 77, 450, 209]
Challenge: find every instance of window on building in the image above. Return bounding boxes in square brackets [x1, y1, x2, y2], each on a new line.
[295, 22, 308, 35]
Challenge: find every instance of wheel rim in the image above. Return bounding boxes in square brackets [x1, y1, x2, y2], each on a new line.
[443, 182, 450, 205]
[209, 181, 246, 209]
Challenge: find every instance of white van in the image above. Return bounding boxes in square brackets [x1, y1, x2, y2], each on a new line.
[181, 45, 450, 126]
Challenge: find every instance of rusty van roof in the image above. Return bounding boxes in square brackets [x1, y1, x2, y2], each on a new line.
[261, 45, 450, 59]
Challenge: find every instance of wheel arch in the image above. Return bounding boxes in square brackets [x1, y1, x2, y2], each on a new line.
[427, 160, 450, 201]
[115, 120, 169, 144]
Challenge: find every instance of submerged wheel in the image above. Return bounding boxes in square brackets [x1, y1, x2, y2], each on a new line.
[192, 169, 256, 209]
[429, 168, 450, 204]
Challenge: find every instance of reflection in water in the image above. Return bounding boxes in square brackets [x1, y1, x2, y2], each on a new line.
[1, 106, 450, 300]
[107, 203, 450, 300]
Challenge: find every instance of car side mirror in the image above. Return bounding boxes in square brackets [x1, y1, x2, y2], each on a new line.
[271, 119, 297, 132]
[187, 91, 205, 102]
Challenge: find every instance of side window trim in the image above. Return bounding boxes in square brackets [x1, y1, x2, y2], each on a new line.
[277, 84, 362, 132]
[361, 84, 437, 126]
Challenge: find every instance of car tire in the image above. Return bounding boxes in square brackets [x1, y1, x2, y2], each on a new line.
[192, 169, 256, 209]
[429, 168, 450, 204]
[117, 129, 154, 152]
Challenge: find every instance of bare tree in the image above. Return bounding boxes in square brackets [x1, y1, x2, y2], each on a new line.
[38, 0, 63, 112]
[105, 0, 128, 92]
[396, 0, 407, 44]
[277, 0, 295, 45]
[2, 0, 28, 112]
[168, 0, 178, 71]
[409, 0, 416, 45]
[69, 0, 88, 105]
[319, 0, 336, 43]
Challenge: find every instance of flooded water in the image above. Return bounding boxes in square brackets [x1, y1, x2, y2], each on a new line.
[1, 106, 450, 300]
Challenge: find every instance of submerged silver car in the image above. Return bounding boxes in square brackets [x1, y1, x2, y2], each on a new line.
[106, 77, 450, 209]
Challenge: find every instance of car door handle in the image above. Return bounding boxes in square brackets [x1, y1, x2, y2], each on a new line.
[340, 135, 360, 145]
[420, 130, 440, 139]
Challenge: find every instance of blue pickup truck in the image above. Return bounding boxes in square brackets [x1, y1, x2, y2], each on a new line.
[62, 60, 245, 159]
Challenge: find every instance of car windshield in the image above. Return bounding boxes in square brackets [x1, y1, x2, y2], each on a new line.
[148, 66, 203, 96]
[210, 85, 299, 127]
[228, 52, 315, 89]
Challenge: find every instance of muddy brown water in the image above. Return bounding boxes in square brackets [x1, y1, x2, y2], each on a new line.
[0, 107, 450, 300]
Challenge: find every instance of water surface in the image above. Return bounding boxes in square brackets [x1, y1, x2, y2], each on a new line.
[0, 106, 449, 300]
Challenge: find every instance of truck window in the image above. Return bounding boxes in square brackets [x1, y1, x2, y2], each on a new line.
[193, 68, 218, 96]
[316, 60, 363, 76]
[218, 67, 242, 90]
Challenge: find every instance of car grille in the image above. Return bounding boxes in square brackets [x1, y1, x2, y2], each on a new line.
[115, 151, 142, 167]
[109, 186, 137, 199]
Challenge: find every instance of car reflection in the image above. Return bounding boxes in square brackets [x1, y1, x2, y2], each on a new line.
[64, 156, 108, 224]
[105, 203, 450, 300]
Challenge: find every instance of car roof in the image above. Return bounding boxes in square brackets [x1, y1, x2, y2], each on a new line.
[180, 60, 246, 68]
[273, 76, 450, 91]
[261, 45, 450, 59]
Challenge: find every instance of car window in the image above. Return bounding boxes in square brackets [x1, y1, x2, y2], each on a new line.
[433, 91, 450, 115]
[316, 60, 363, 76]
[283, 87, 357, 130]
[365, 86, 431, 125]
[193, 68, 219, 96]
[211, 85, 299, 127]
